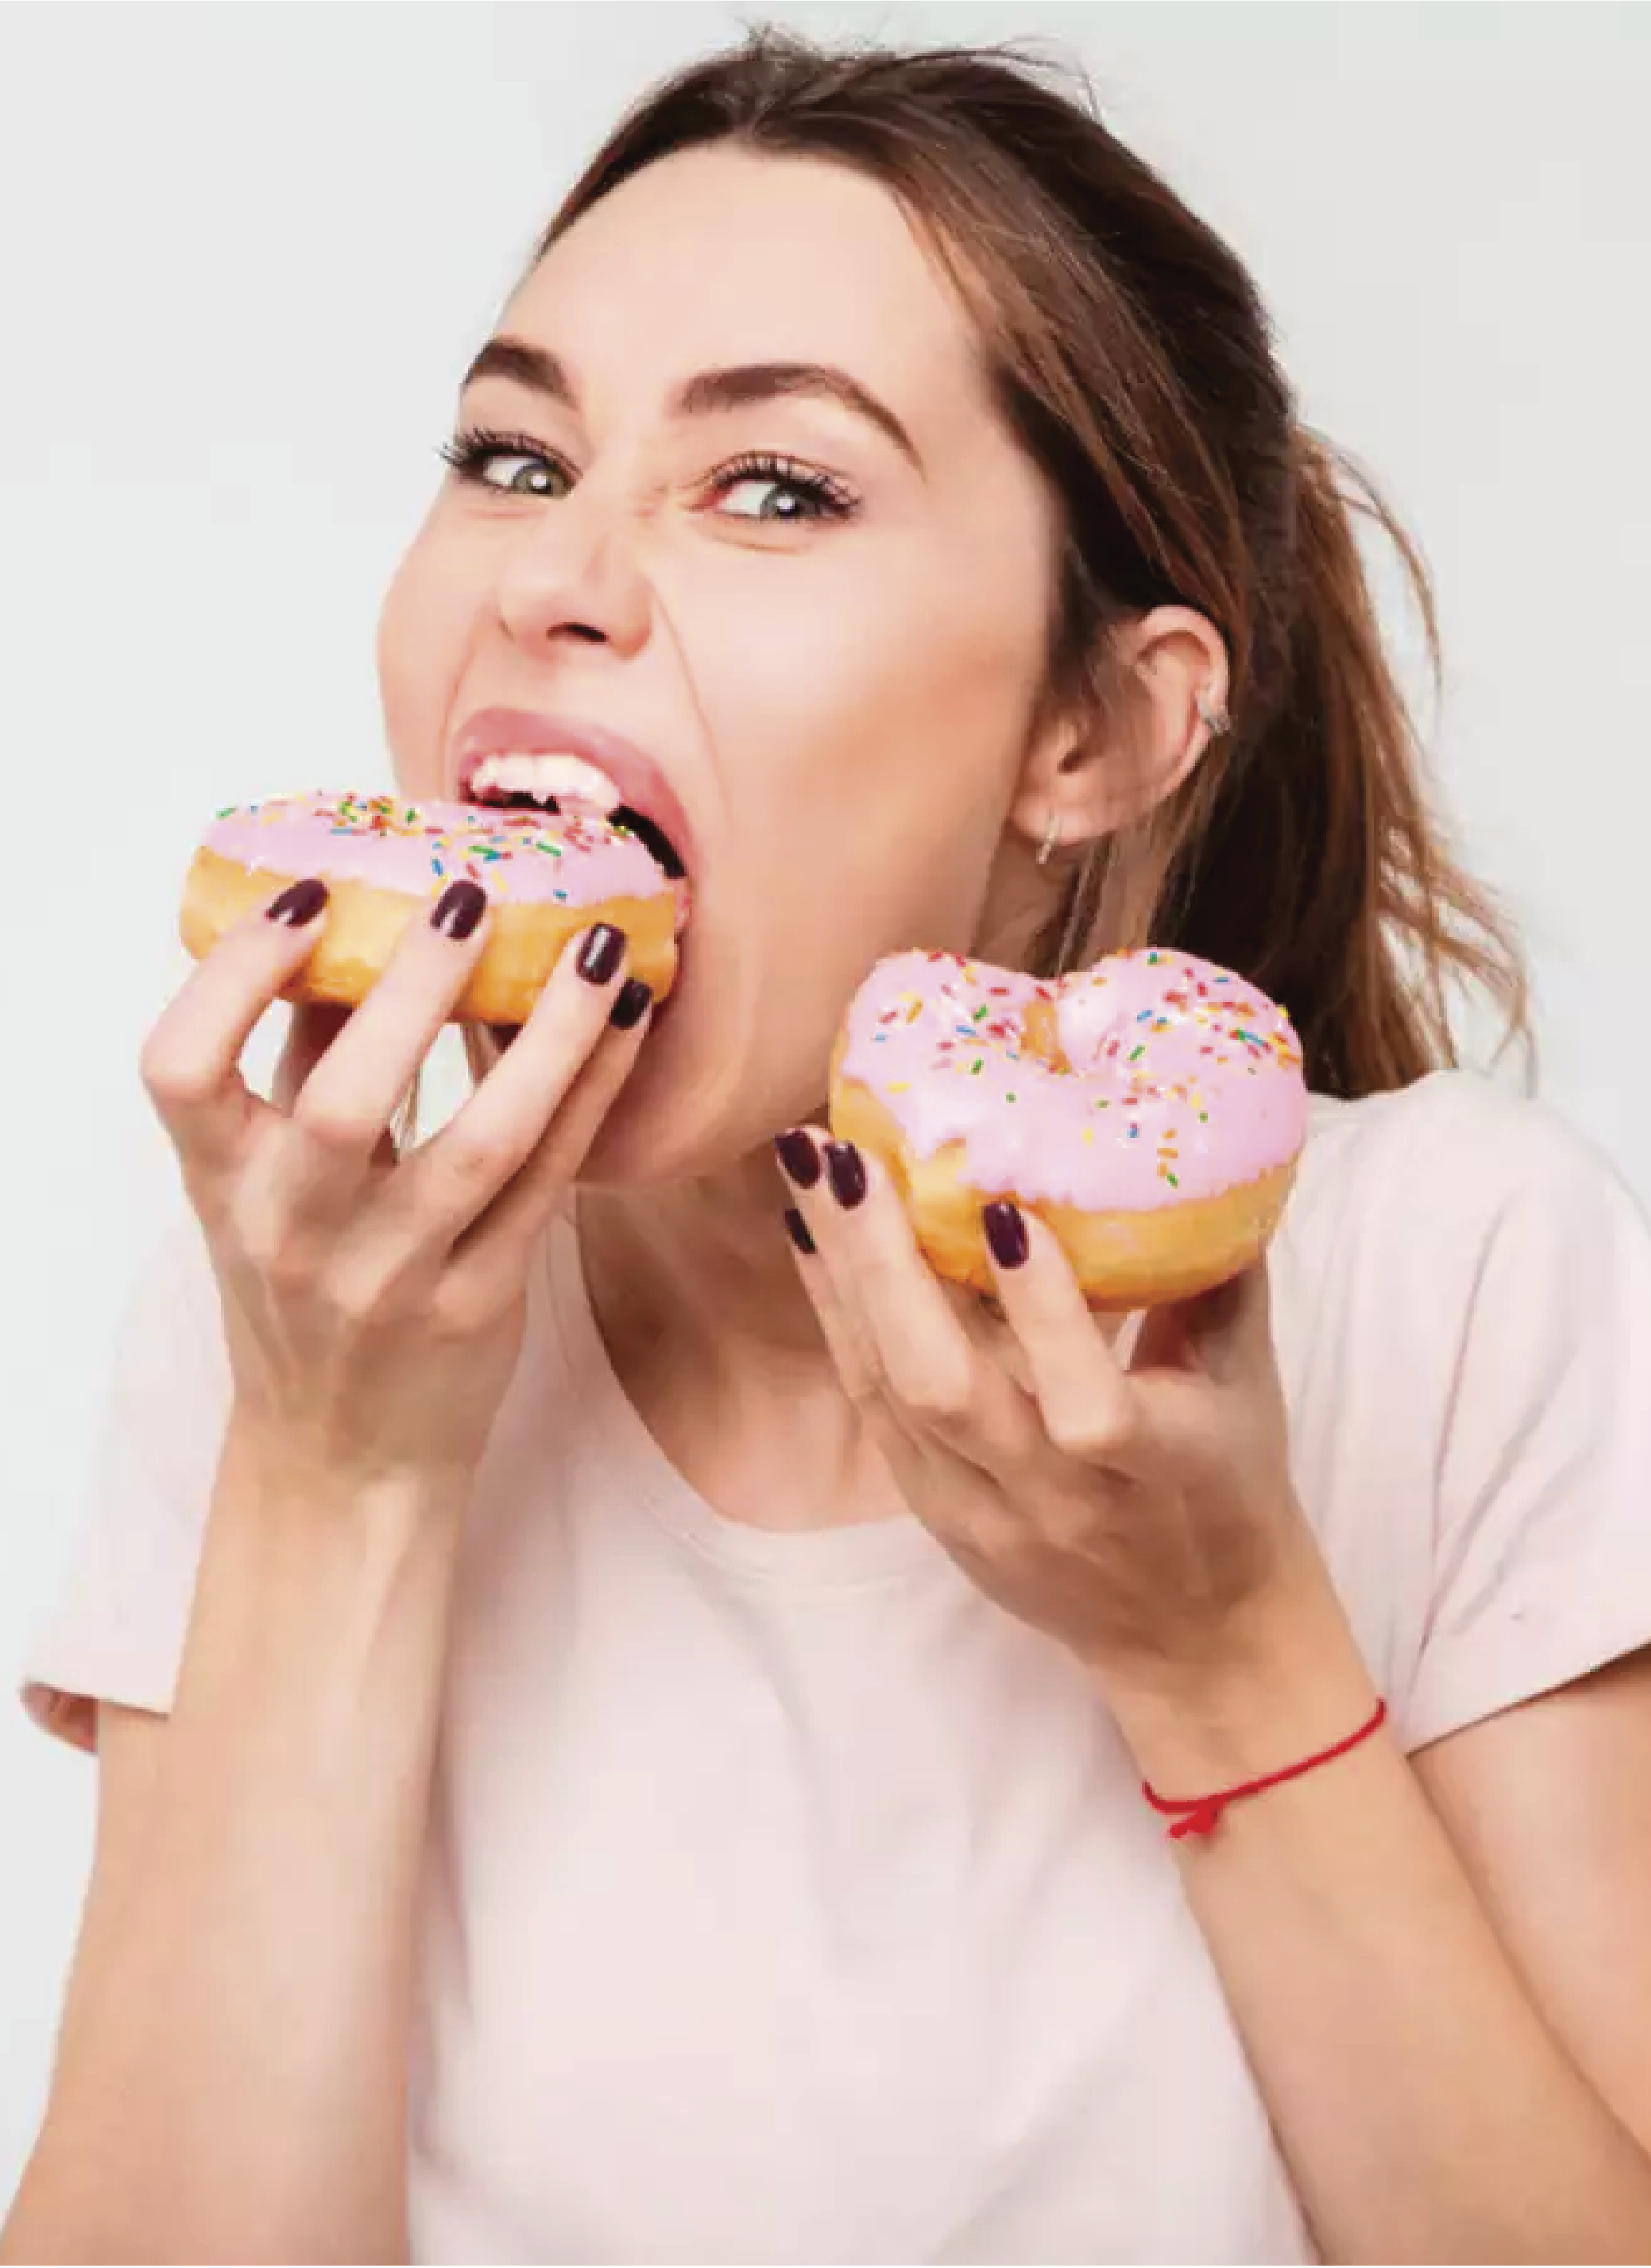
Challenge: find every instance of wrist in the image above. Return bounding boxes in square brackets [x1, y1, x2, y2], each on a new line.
[1094, 1552, 1380, 1793]
[167, 1413, 470, 1767]
[221, 1405, 475, 1531]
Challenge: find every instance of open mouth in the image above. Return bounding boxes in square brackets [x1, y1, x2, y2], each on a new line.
[461, 751, 688, 883]
[463, 750, 692, 1054]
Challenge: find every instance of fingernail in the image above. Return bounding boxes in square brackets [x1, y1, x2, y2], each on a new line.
[431, 879, 486, 940]
[266, 877, 328, 927]
[783, 1206, 816, 1256]
[577, 923, 626, 985]
[609, 977, 652, 1030]
[823, 1140, 867, 1211]
[983, 1200, 1028, 1269]
[774, 1129, 821, 1189]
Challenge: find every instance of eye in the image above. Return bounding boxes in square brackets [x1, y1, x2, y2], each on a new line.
[709, 452, 858, 526]
[438, 426, 570, 498]
[438, 428, 859, 525]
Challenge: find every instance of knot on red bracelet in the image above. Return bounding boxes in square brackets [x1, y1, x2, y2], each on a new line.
[1141, 1697, 1388, 1840]
[1164, 1797, 1226, 1840]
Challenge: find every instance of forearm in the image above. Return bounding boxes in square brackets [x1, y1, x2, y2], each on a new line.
[4, 1418, 466, 2265]
[1106, 1567, 1651, 2264]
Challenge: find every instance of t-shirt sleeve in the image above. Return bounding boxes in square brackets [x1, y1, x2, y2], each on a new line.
[19, 1218, 230, 1756]
[1402, 1090, 1651, 1750]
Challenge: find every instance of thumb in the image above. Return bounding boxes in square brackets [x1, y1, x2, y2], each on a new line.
[1131, 1256, 1274, 1381]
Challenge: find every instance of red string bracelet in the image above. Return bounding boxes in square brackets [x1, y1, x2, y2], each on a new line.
[1142, 1697, 1389, 1840]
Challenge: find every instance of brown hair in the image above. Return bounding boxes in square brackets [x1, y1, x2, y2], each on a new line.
[531, 29, 1531, 1099]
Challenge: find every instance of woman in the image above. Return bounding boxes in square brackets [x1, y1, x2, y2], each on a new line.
[8, 31, 1651, 2264]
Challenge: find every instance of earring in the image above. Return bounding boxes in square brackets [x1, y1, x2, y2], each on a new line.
[1036, 810, 1061, 867]
[1196, 688, 1231, 737]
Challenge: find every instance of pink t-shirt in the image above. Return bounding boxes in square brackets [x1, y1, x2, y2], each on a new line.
[20, 1069, 1651, 2264]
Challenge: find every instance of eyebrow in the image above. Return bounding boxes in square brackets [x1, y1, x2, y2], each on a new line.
[459, 335, 923, 472]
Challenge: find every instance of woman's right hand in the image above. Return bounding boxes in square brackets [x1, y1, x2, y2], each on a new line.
[139, 875, 650, 1492]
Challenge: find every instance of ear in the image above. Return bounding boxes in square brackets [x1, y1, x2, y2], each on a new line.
[1008, 606, 1230, 859]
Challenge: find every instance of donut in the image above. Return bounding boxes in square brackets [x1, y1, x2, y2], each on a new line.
[181, 791, 687, 1026]
[829, 946, 1309, 1308]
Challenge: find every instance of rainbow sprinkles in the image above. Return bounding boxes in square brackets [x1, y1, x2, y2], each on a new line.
[203, 791, 676, 909]
[839, 945, 1308, 1213]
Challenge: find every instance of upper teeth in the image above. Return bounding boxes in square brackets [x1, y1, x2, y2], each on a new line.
[469, 753, 621, 808]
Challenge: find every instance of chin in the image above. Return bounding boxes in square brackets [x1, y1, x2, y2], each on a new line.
[583, 987, 839, 1188]
[573, 1008, 745, 1187]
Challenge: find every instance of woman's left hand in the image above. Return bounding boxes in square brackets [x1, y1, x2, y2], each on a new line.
[777, 1126, 1339, 1705]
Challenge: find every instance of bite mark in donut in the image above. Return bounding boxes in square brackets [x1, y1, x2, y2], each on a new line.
[181, 791, 686, 1027]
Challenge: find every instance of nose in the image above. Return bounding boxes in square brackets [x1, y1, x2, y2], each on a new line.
[493, 481, 653, 658]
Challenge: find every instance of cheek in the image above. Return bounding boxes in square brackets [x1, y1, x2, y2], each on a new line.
[668, 542, 1051, 1055]
[685, 532, 1051, 838]
[376, 526, 470, 794]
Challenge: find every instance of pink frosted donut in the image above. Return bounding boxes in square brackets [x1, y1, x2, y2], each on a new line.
[181, 791, 686, 1024]
[829, 946, 1309, 1306]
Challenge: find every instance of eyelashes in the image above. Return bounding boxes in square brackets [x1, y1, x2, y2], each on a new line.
[437, 424, 861, 526]
[712, 449, 861, 524]
[437, 426, 562, 493]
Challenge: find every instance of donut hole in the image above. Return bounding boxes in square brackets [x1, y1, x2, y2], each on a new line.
[1019, 992, 1073, 1075]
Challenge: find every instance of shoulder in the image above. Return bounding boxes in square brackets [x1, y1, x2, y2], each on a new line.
[1272, 1066, 1649, 1448]
[1284, 1066, 1641, 1277]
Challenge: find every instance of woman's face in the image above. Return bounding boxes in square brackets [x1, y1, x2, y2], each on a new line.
[378, 144, 1068, 1180]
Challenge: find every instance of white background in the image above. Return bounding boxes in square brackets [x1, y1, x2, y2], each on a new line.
[1, 0, 1647, 2206]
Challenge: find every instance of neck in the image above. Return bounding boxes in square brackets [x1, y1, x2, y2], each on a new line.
[579, 1143, 824, 1363]
[574, 1143, 906, 1533]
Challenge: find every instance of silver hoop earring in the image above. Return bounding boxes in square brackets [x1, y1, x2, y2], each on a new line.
[1196, 689, 1231, 737]
[1036, 811, 1061, 867]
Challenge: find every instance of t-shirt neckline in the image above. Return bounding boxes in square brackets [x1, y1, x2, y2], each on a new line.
[542, 1204, 941, 1592]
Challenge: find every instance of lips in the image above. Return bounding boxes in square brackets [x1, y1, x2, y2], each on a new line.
[452, 708, 694, 884]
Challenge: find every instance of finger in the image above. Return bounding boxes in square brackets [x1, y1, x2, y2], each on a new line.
[981, 1201, 1143, 1468]
[397, 925, 638, 1251]
[141, 877, 332, 1171]
[272, 1002, 351, 1111]
[772, 1130, 891, 1421]
[287, 880, 498, 1161]
[443, 979, 653, 1305]
[777, 1183, 900, 1422]
[1132, 1255, 1274, 1382]
[784, 1130, 1036, 1469]
[778, 1183, 993, 1533]
[274, 1003, 404, 1170]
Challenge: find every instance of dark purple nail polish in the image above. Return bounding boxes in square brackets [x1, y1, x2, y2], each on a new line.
[431, 879, 486, 940]
[824, 1140, 867, 1211]
[577, 923, 626, 985]
[266, 877, 328, 928]
[983, 1200, 1028, 1269]
[609, 977, 652, 1030]
[774, 1129, 821, 1189]
[783, 1206, 816, 1256]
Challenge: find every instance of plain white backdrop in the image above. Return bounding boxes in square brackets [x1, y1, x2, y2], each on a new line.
[1, 0, 1647, 2205]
